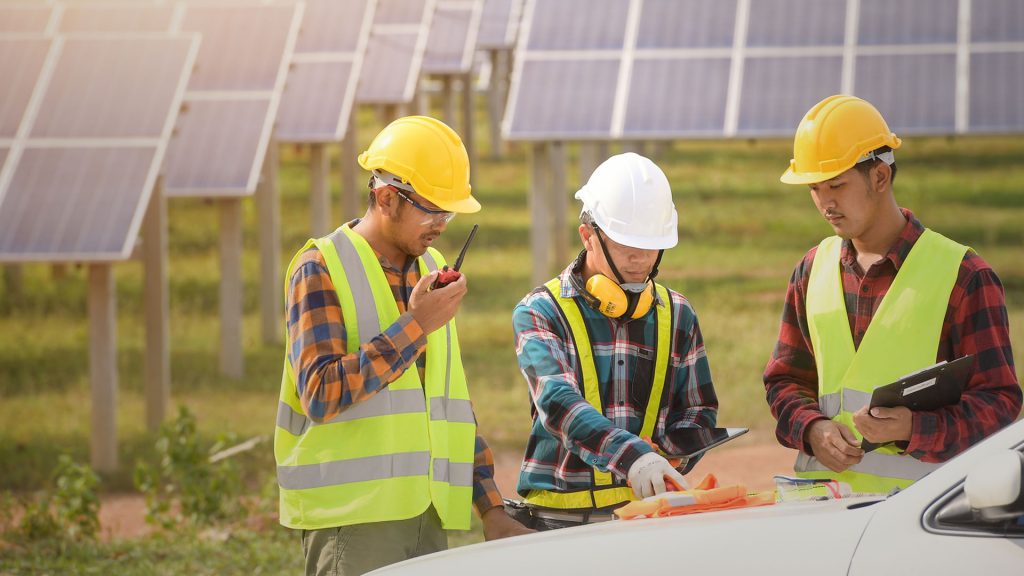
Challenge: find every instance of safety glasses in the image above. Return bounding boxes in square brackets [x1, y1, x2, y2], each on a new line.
[394, 188, 456, 225]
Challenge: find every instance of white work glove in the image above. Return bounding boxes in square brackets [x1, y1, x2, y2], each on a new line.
[627, 452, 689, 499]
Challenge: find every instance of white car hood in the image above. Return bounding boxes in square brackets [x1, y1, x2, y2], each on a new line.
[372, 496, 884, 575]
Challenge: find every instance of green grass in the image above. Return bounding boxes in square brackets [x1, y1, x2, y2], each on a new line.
[2, 103, 1023, 571]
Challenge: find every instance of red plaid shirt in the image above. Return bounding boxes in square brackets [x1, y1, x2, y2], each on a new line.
[764, 208, 1021, 462]
[286, 231, 503, 515]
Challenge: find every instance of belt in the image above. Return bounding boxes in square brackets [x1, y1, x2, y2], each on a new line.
[528, 508, 616, 523]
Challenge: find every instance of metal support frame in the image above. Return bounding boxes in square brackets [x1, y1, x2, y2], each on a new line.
[219, 198, 244, 378]
[88, 263, 117, 472]
[309, 143, 331, 237]
[142, 178, 169, 432]
[340, 113, 361, 223]
[258, 139, 282, 345]
[485, 48, 510, 160]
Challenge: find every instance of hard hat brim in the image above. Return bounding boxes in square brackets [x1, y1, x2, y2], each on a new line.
[779, 167, 845, 186]
[598, 221, 678, 251]
[434, 194, 481, 214]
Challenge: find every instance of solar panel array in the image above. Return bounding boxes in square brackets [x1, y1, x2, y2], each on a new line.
[54, 1, 303, 197]
[0, 33, 198, 262]
[276, 0, 376, 143]
[477, 0, 522, 50]
[163, 3, 302, 196]
[422, 0, 482, 75]
[357, 0, 436, 104]
[504, 0, 1024, 141]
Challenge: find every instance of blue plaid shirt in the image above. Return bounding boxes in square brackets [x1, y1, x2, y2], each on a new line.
[512, 263, 719, 497]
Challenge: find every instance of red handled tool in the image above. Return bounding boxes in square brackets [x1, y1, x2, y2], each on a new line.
[432, 224, 478, 289]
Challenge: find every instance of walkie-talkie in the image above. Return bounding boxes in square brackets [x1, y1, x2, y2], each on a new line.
[432, 224, 478, 289]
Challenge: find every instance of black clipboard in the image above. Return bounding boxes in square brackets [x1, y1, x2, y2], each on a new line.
[860, 355, 973, 452]
[658, 427, 748, 459]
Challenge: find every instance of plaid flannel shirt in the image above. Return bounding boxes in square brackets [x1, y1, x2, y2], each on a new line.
[286, 238, 503, 515]
[764, 208, 1021, 461]
[513, 262, 719, 496]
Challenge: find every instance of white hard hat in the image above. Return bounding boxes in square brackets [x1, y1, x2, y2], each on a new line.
[574, 152, 678, 250]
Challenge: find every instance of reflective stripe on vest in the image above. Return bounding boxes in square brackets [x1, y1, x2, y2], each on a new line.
[525, 277, 672, 510]
[274, 223, 476, 530]
[797, 229, 968, 493]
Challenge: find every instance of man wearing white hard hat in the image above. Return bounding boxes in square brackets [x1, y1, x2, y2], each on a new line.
[509, 153, 719, 529]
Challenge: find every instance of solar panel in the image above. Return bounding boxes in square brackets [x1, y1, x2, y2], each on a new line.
[972, 0, 1024, 42]
[969, 52, 1024, 132]
[504, 0, 1024, 140]
[0, 4, 55, 33]
[164, 2, 302, 197]
[857, 0, 958, 45]
[276, 0, 375, 143]
[356, 0, 436, 104]
[422, 0, 482, 75]
[0, 34, 198, 262]
[625, 57, 731, 137]
[0, 147, 158, 259]
[526, 0, 627, 51]
[477, 0, 521, 50]
[32, 37, 193, 139]
[510, 58, 618, 138]
[738, 55, 843, 135]
[0, 37, 50, 139]
[636, 0, 735, 49]
[856, 54, 957, 133]
[747, 0, 846, 47]
[58, 3, 176, 33]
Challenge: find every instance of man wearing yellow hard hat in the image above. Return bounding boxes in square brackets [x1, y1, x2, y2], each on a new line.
[764, 95, 1021, 494]
[274, 116, 530, 575]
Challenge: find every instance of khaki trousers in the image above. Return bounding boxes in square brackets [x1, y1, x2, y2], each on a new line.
[301, 507, 447, 576]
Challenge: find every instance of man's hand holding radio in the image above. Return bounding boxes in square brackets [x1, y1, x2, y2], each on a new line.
[409, 271, 467, 334]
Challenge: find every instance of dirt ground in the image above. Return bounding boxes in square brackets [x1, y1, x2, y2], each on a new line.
[96, 439, 797, 541]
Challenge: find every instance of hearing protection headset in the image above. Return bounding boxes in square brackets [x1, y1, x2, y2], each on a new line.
[569, 226, 663, 320]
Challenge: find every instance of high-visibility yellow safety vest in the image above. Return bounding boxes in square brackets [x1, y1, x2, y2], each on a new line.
[275, 224, 476, 530]
[524, 277, 672, 510]
[796, 229, 969, 493]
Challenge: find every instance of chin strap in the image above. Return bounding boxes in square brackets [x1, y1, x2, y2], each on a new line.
[591, 226, 663, 318]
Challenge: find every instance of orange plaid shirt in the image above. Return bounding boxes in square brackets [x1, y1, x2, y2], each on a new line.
[286, 241, 503, 515]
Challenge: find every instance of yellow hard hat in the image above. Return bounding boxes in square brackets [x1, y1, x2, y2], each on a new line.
[358, 116, 480, 213]
[780, 95, 902, 185]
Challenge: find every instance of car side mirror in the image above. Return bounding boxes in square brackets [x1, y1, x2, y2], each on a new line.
[964, 450, 1024, 522]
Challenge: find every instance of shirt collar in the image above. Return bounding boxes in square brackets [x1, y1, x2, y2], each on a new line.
[840, 207, 924, 272]
[347, 218, 417, 276]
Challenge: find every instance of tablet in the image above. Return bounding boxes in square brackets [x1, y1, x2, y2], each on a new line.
[658, 427, 749, 459]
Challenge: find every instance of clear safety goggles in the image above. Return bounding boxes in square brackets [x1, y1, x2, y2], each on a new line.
[370, 171, 455, 225]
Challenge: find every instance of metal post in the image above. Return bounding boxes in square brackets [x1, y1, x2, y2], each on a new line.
[485, 49, 506, 160]
[219, 198, 244, 378]
[442, 75, 455, 125]
[461, 71, 476, 185]
[340, 113, 361, 223]
[529, 142, 552, 286]
[88, 263, 118, 472]
[550, 141, 568, 269]
[258, 140, 282, 345]
[142, 179, 169, 432]
[309, 143, 330, 236]
[578, 142, 601, 185]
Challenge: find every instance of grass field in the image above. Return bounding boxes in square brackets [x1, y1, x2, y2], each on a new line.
[1, 106, 1022, 572]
